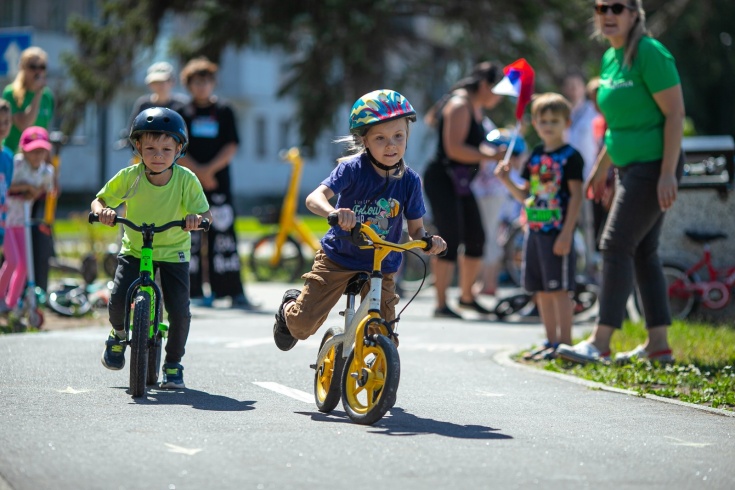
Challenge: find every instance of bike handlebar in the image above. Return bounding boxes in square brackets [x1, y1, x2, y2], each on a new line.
[88, 212, 211, 232]
[327, 212, 444, 255]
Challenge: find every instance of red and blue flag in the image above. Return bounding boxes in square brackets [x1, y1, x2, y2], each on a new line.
[492, 58, 535, 120]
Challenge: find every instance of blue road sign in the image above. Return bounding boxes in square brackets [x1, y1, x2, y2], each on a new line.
[0, 31, 32, 77]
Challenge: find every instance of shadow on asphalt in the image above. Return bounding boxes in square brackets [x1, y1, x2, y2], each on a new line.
[115, 387, 256, 411]
[295, 407, 512, 439]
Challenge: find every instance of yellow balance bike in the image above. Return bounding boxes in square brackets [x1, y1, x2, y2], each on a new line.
[312, 213, 439, 425]
[249, 147, 321, 282]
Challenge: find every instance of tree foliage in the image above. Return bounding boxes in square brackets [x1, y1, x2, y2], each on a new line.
[59, 0, 734, 147]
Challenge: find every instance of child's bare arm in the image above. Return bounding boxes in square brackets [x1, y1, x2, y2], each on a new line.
[553, 179, 583, 256]
[306, 184, 355, 231]
[407, 218, 446, 255]
[91, 197, 117, 226]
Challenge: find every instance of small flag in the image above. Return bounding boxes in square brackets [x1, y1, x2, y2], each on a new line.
[492, 59, 535, 120]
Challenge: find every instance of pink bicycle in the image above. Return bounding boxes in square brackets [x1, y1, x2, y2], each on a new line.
[651, 230, 734, 319]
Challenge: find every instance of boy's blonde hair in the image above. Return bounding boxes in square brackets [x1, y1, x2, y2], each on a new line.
[530, 92, 572, 121]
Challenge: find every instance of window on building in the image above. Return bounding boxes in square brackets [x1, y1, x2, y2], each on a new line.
[279, 119, 291, 151]
[255, 115, 267, 159]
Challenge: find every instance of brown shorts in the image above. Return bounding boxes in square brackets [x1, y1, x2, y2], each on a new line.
[285, 250, 399, 340]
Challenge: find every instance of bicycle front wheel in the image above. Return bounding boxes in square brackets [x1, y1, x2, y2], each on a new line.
[314, 327, 344, 413]
[249, 234, 305, 282]
[130, 292, 150, 398]
[341, 335, 400, 425]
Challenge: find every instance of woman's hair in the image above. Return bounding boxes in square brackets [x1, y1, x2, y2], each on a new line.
[424, 61, 502, 127]
[11, 46, 48, 106]
[593, 0, 650, 67]
[180, 56, 218, 86]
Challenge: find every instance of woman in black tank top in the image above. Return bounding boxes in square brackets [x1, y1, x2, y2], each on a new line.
[423, 62, 508, 319]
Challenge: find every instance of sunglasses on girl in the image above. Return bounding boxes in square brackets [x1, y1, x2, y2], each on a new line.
[594, 3, 631, 15]
[27, 63, 47, 71]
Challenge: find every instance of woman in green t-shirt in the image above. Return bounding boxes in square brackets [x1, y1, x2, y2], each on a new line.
[1, 47, 54, 153]
[557, 0, 685, 365]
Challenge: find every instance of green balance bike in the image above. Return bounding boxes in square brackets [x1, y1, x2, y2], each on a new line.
[89, 212, 210, 397]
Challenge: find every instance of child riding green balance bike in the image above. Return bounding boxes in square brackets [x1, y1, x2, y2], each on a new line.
[91, 107, 212, 395]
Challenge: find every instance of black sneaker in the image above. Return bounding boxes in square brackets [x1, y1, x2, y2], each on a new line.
[160, 363, 185, 389]
[434, 305, 463, 319]
[458, 297, 493, 315]
[273, 289, 300, 351]
[101, 330, 126, 370]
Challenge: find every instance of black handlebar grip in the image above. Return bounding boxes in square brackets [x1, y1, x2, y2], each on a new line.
[422, 234, 448, 257]
[327, 212, 339, 227]
[88, 212, 99, 224]
[200, 218, 211, 232]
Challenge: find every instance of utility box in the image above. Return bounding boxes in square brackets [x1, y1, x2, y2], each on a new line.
[680, 135, 734, 196]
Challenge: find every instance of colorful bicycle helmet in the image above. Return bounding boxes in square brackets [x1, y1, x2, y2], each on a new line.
[129, 107, 189, 157]
[486, 128, 526, 155]
[349, 89, 417, 135]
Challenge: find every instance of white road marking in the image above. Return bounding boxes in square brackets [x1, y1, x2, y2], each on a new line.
[253, 381, 313, 403]
[664, 436, 713, 448]
[57, 386, 89, 394]
[476, 390, 505, 397]
[165, 443, 203, 455]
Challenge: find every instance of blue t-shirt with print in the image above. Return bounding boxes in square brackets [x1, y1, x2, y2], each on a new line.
[321, 152, 426, 273]
[0, 147, 13, 246]
[521, 144, 584, 233]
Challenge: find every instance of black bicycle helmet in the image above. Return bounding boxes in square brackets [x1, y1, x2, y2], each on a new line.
[129, 107, 189, 158]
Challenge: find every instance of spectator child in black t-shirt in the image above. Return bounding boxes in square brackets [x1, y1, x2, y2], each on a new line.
[495, 92, 584, 360]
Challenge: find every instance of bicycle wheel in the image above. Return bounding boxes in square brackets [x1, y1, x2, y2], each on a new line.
[147, 333, 162, 386]
[494, 292, 532, 319]
[130, 292, 150, 398]
[341, 334, 400, 425]
[47, 286, 93, 317]
[313, 327, 345, 413]
[249, 234, 305, 282]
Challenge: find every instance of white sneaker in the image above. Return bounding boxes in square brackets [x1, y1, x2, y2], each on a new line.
[556, 341, 611, 365]
[615, 345, 674, 365]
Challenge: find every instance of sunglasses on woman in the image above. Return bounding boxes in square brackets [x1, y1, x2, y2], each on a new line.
[27, 63, 47, 71]
[594, 3, 631, 15]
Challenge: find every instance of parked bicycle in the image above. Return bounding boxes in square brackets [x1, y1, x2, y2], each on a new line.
[312, 213, 440, 425]
[249, 147, 321, 282]
[638, 230, 735, 320]
[89, 212, 209, 397]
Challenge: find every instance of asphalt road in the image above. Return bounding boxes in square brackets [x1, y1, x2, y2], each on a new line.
[1, 283, 733, 490]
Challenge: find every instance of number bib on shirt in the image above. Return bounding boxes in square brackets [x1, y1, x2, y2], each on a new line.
[190, 117, 219, 138]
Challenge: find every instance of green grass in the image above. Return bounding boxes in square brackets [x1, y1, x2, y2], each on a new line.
[519, 320, 735, 411]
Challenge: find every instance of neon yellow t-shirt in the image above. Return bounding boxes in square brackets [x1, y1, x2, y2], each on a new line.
[96, 164, 209, 262]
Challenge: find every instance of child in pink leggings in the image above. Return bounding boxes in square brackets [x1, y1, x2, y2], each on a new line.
[0, 126, 54, 313]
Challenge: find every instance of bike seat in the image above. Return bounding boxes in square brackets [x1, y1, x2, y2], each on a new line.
[344, 272, 370, 296]
[684, 230, 728, 244]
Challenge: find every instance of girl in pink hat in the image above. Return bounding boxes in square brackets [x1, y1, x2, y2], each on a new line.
[0, 126, 54, 314]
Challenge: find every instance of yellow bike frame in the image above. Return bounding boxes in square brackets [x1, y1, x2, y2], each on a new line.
[270, 148, 321, 267]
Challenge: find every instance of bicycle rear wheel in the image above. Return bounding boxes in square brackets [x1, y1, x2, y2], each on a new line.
[130, 292, 150, 398]
[249, 234, 305, 282]
[341, 335, 400, 425]
[314, 327, 344, 413]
